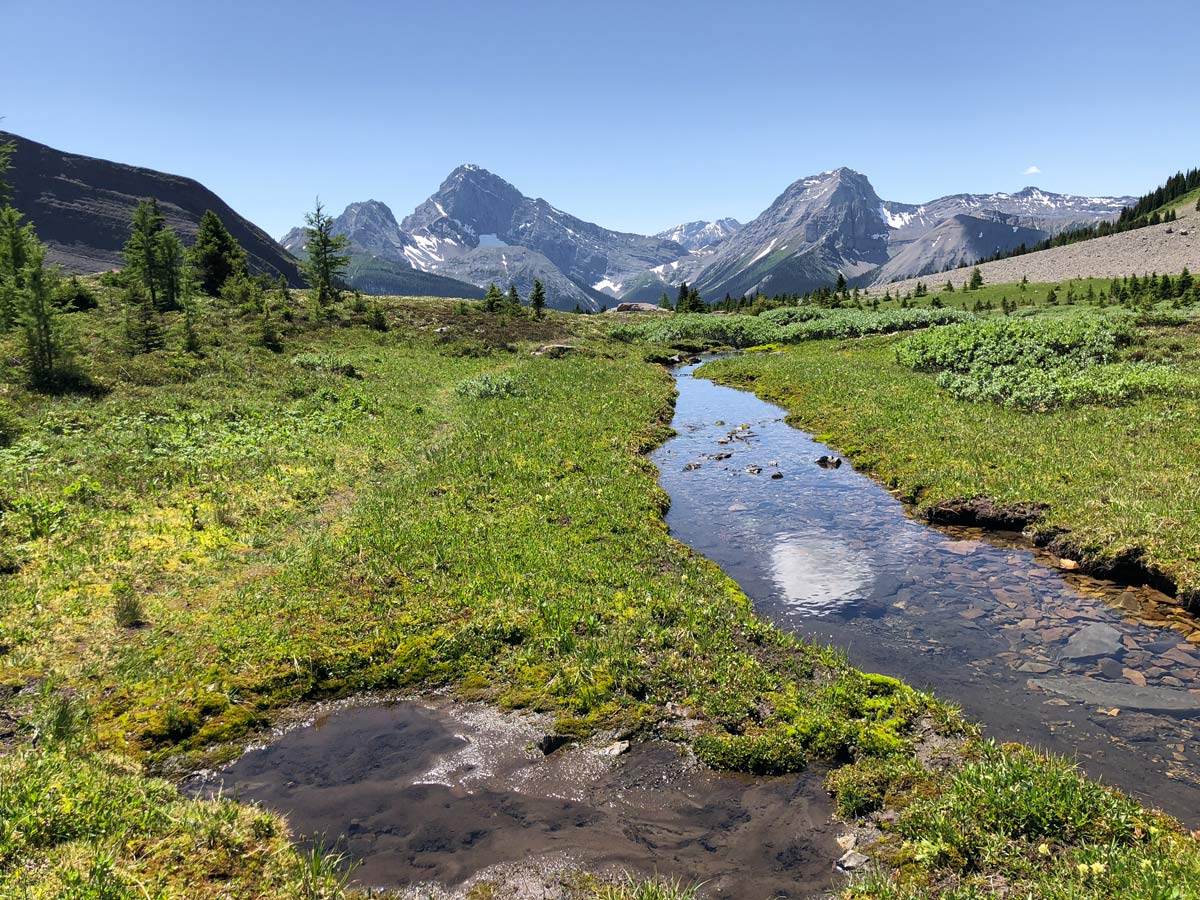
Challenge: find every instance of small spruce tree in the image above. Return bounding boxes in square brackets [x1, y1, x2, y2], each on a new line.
[484, 282, 503, 312]
[301, 197, 350, 316]
[189, 210, 247, 295]
[530, 278, 546, 318]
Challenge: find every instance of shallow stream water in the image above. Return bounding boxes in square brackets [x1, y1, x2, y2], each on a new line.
[653, 359, 1200, 822]
[199, 357, 1200, 894]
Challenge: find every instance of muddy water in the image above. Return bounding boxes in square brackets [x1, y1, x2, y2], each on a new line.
[654, 359, 1200, 823]
[197, 699, 839, 897]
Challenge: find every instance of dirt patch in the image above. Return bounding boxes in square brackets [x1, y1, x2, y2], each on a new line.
[920, 497, 1048, 531]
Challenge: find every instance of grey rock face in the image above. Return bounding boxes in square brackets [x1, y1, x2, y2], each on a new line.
[3, 130, 303, 284]
[871, 212, 1047, 284]
[692, 168, 891, 298]
[655, 218, 742, 251]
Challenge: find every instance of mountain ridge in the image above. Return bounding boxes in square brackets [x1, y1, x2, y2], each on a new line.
[2, 131, 304, 284]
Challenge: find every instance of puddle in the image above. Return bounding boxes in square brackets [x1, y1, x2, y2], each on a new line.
[190, 699, 838, 897]
[653, 359, 1200, 824]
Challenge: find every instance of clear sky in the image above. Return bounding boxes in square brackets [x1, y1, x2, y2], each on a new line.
[2, 0, 1196, 239]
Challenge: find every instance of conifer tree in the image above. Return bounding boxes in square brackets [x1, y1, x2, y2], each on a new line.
[189, 210, 247, 296]
[530, 278, 546, 318]
[944, 280, 955, 293]
[19, 243, 70, 388]
[484, 282, 503, 312]
[658, 291, 672, 311]
[0, 135, 13, 206]
[0, 206, 36, 330]
[505, 283, 522, 312]
[968, 267, 984, 290]
[301, 197, 350, 315]
[835, 273, 847, 293]
[676, 282, 691, 313]
[123, 284, 164, 354]
[181, 297, 201, 354]
[124, 198, 166, 309]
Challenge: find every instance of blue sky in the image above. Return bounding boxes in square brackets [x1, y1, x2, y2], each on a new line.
[2, 0, 1196, 238]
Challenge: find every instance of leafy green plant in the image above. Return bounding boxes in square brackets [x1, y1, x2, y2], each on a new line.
[455, 371, 523, 399]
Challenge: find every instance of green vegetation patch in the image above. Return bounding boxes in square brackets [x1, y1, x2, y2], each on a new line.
[842, 742, 1200, 900]
[611, 307, 972, 349]
[895, 314, 1191, 410]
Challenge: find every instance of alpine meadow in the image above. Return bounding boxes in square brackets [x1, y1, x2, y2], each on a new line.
[3, 3, 1200, 899]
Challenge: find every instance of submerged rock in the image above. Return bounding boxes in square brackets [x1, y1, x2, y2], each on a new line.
[815, 455, 843, 469]
[1032, 676, 1200, 715]
[1060, 623, 1123, 661]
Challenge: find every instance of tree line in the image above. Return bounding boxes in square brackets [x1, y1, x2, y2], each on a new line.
[969, 167, 1200, 268]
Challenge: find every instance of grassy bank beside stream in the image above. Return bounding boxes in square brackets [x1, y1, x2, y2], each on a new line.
[699, 317, 1200, 609]
[2, 289, 1199, 898]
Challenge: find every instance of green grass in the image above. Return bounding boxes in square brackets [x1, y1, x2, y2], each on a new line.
[4, 279, 1200, 898]
[700, 305, 1200, 602]
[894, 314, 1192, 410]
[611, 306, 972, 348]
[0, 284, 960, 897]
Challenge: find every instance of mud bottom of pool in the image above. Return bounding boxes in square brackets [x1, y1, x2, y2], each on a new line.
[187, 698, 839, 899]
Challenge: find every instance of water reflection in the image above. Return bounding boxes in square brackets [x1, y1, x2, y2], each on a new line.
[654, 360, 1200, 823]
[770, 533, 871, 613]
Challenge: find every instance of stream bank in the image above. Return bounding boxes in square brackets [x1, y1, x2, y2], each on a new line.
[653, 359, 1200, 823]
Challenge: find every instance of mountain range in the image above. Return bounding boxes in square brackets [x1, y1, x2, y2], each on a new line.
[2, 131, 1138, 306]
[289, 166, 1135, 306]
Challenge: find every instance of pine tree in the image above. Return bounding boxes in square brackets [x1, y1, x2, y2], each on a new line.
[0, 135, 14, 206]
[484, 282, 504, 312]
[276, 276, 293, 322]
[505, 283, 522, 313]
[968, 267, 984, 290]
[529, 278, 546, 318]
[301, 197, 350, 315]
[835, 273, 847, 293]
[676, 282, 691, 313]
[658, 291, 672, 311]
[0, 206, 37, 330]
[123, 284, 164, 354]
[181, 297, 201, 354]
[155, 227, 184, 310]
[189, 210, 247, 296]
[19, 243, 70, 388]
[943, 280, 955, 293]
[124, 198, 169, 309]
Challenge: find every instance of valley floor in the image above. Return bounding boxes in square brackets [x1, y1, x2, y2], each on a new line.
[2, 290, 1199, 899]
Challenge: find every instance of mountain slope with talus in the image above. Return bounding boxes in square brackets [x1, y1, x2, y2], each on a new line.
[690, 168, 891, 298]
[3, 131, 304, 284]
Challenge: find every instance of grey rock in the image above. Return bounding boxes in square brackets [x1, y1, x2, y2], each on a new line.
[599, 740, 630, 757]
[836, 850, 870, 872]
[4, 130, 304, 285]
[1032, 676, 1200, 715]
[1059, 623, 1123, 661]
[655, 218, 743, 251]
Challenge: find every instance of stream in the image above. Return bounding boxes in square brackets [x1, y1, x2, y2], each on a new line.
[653, 358, 1200, 823]
[197, 356, 1200, 895]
